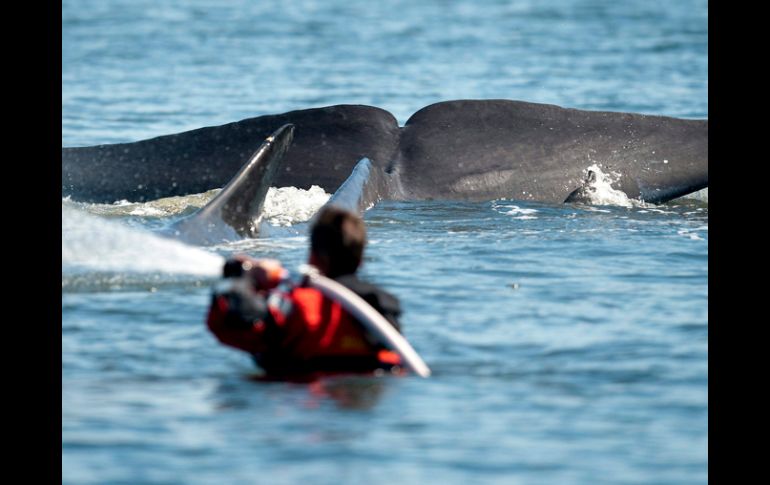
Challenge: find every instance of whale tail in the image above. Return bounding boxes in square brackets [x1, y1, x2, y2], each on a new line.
[165, 124, 295, 245]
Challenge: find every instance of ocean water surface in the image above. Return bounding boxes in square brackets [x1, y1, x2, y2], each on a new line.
[62, 0, 708, 483]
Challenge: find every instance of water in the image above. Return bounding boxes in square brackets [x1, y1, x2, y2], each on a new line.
[62, 1, 708, 483]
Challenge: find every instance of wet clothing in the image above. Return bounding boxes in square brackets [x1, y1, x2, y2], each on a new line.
[207, 273, 403, 376]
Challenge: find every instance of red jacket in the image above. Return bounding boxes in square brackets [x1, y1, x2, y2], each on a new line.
[207, 276, 402, 376]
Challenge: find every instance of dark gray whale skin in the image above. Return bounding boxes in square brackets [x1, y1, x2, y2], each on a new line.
[62, 105, 399, 203]
[62, 99, 707, 205]
[395, 100, 707, 204]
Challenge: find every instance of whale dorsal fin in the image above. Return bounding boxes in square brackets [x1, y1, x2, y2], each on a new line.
[167, 124, 294, 245]
[325, 158, 391, 214]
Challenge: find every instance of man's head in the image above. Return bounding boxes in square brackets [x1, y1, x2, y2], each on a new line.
[309, 206, 366, 278]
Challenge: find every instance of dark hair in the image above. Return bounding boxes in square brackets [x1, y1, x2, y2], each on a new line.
[310, 206, 366, 277]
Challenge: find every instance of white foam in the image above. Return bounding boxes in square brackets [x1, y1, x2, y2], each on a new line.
[128, 206, 168, 217]
[64, 185, 330, 231]
[492, 201, 539, 219]
[677, 225, 708, 241]
[64, 190, 221, 218]
[579, 163, 646, 208]
[262, 185, 331, 226]
[505, 207, 538, 217]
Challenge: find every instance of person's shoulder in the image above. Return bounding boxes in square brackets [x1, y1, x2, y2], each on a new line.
[335, 274, 401, 315]
[333, 274, 390, 296]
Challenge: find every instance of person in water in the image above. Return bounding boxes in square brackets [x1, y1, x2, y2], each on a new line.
[206, 205, 404, 377]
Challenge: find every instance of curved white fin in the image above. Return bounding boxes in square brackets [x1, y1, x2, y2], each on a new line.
[325, 158, 390, 214]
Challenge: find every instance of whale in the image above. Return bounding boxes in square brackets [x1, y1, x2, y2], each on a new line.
[62, 99, 708, 206]
[323, 157, 390, 215]
[157, 124, 388, 245]
[63, 104, 398, 204]
[163, 124, 294, 245]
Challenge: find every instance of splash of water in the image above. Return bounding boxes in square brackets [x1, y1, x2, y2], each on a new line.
[62, 202, 224, 277]
[67, 185, 331, 228]
[62, 184, 332, 290]
[578, 164, 647, 208]
[262, 185, 331, 226]
[64, 190, 221, 219]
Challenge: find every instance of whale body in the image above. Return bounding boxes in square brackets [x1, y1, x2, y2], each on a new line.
[62, 99, 708, 206]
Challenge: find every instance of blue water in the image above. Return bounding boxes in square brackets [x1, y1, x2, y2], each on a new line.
[62, 1, 708, 484]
